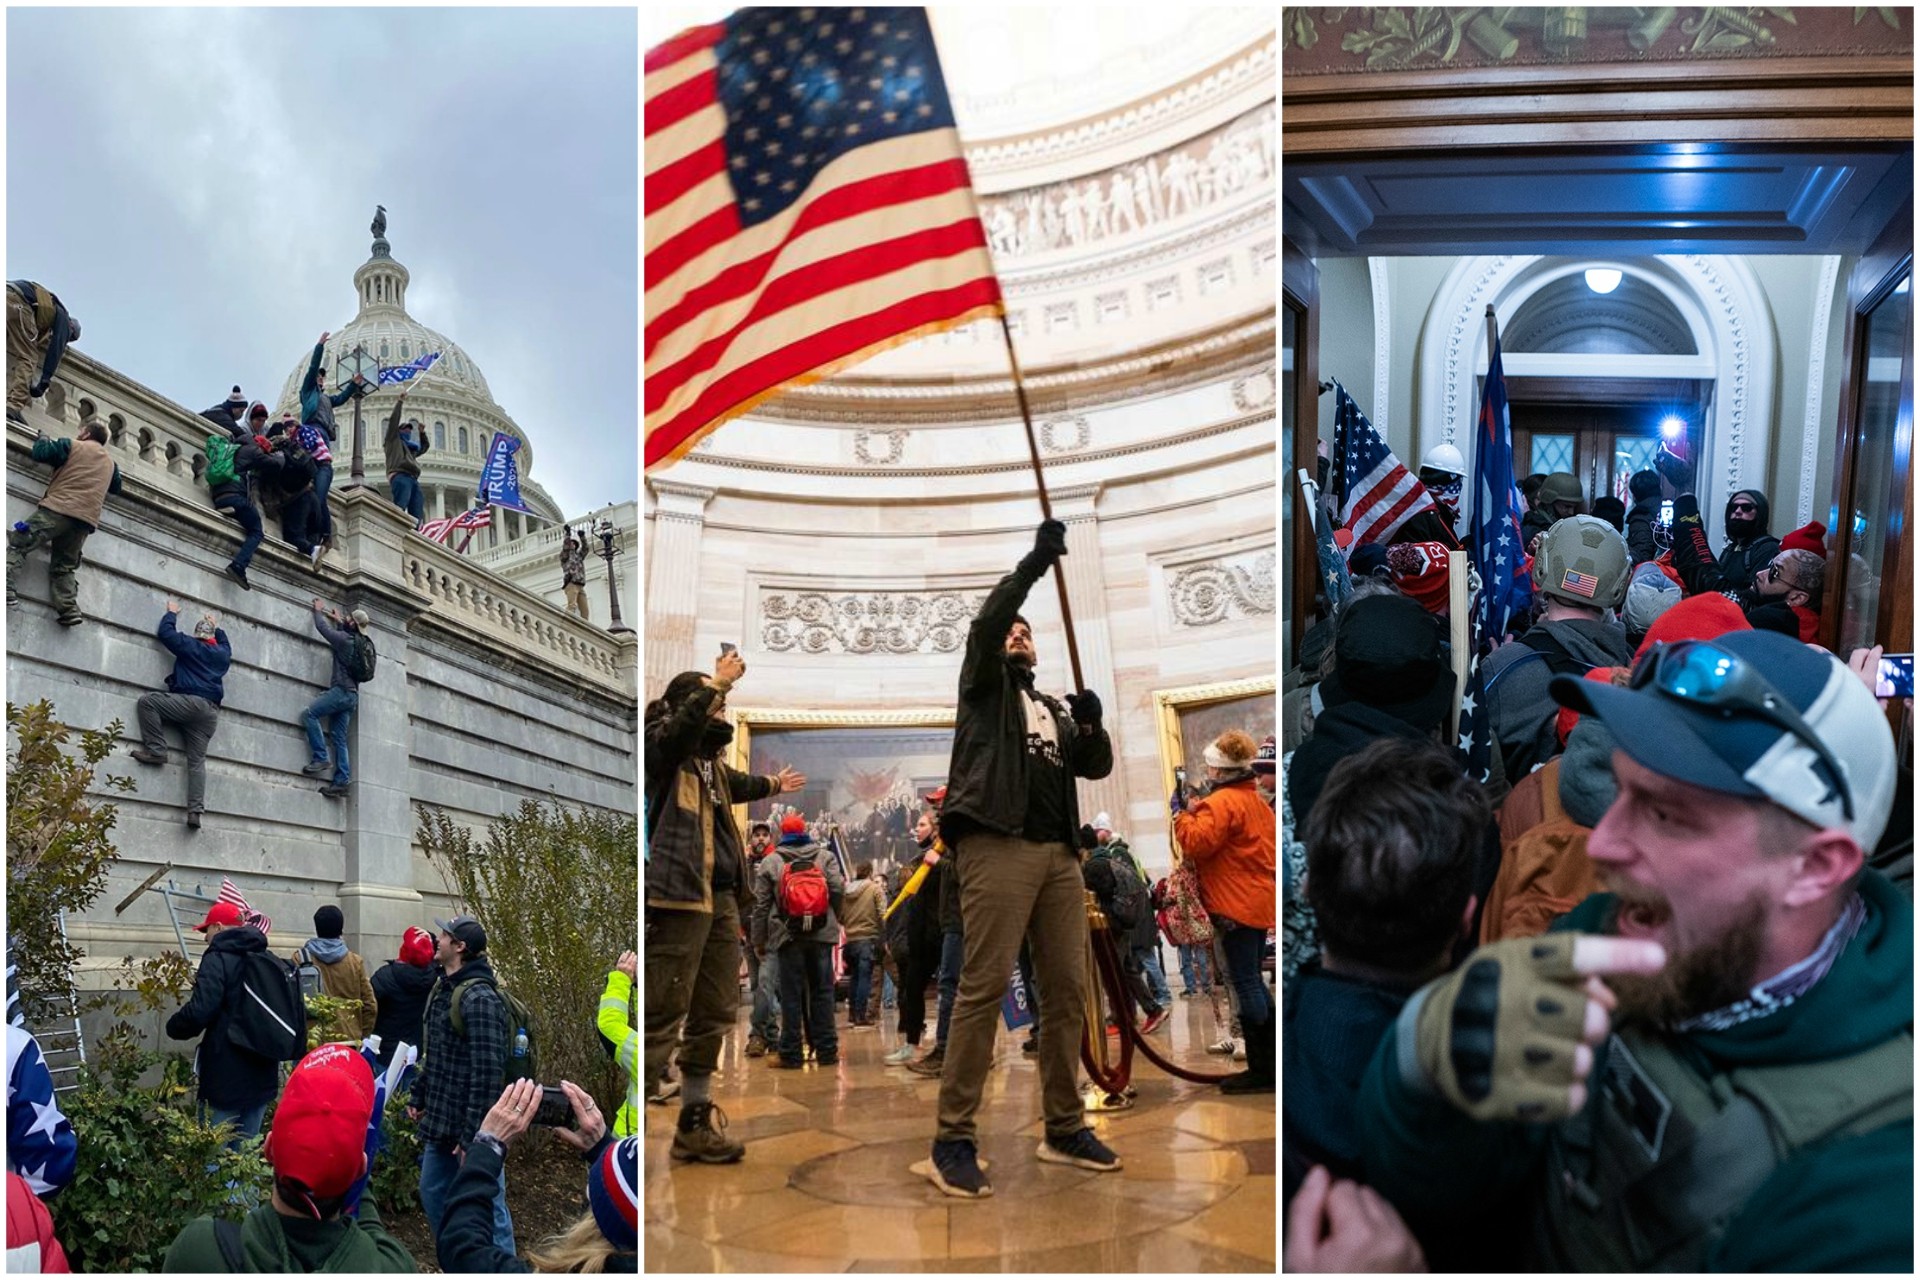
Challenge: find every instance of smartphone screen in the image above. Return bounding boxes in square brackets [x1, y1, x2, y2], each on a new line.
[1173, 766, 1187, 790]
[1875, 654, 1913, 699]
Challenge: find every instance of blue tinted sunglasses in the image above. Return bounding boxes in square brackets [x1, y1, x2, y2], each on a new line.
[1629, 639, 1853, 820]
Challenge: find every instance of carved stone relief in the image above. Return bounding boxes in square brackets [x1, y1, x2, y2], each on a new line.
[1167, 548, 1276, 627]
[853, 429, 908, 465]
[979, 102, 1274, 261]
[1039, 416, 1092, 453]
[762, 590, 986, 655]
[1231, 366, 1277, 413]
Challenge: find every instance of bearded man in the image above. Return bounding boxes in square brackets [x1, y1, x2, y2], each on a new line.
[643, 650, 805, 1164]
[1354, 629, 1909, 1272]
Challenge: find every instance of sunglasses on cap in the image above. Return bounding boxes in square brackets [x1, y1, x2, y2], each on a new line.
[1629, 639, 1853, 820]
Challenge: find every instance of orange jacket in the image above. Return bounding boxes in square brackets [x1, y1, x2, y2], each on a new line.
[1172, 778, 1276, 930]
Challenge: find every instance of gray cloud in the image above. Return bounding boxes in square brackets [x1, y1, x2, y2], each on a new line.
[7, 6, 638, 518]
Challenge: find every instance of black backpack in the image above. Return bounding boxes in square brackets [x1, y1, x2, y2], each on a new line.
[225, 951, 309, 1062]
[1103, 852, 1149, 932]
[345, 633, 376, 684]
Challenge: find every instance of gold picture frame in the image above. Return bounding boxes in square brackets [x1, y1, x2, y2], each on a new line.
[1153, 676, 1277, 860]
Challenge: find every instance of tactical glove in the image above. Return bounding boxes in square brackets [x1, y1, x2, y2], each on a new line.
[1031, 519, 1068, 562]
[1065, 689, 1102, 724]
[1412, 933, 1615, 1124]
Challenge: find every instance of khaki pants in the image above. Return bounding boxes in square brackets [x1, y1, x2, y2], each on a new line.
[935, 834, 1089, 1143]
[6, 290, 41, 412]
[644, 894, 741, 1093]
[564, 580, 589, 620]
[6, 507, 90, 620]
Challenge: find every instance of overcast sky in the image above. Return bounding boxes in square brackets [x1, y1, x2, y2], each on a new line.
[8, 7, 637, 518]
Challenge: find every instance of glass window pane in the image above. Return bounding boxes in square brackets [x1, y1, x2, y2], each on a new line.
[1839, 275, 1911, 657]
[1531, 434, 1574, 476]
[1612, 436, 1660, 502]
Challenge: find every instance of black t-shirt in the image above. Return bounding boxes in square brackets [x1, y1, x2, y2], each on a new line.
[1018, 688, 1074, 844]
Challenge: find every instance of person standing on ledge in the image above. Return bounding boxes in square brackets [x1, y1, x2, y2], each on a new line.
[560, 528, 590, 621]
[381, 388, 429, 528]
[5, 420, 121, 626]
[926, 519, 1119, 1200]
[131, 599, 231, 829]
[5, 280, 79, 423]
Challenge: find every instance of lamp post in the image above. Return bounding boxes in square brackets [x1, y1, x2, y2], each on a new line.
[594, 517, 633, 634]
[337, 345, 379, 488]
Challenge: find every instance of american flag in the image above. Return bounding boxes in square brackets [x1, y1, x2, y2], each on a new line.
[1335, 382, 1440, 549]
[451, 506, 492, 531]
[645, 8, 1003, 471]
[1461, 332, 1532, 780]
[1306, 468, 1351, 609]
[216, 877, 271, 937]
[417, 515, 457, 544]
[377, 352, 441, 386]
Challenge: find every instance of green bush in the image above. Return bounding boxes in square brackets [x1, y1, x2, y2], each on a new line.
[48, 1039, 270, 1273]
[305, 993, 367, 1049]
[6, 700, 133, 1022]
[417, 798, 636, 1116]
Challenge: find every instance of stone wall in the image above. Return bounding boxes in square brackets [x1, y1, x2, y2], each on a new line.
[6, 353, 637, 1000]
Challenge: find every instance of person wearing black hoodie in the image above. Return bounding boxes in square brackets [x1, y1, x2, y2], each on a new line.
[130, 601, 233, 829]
[1623, 468, 1664, 565]
[369, 926, 438, 1069]
[1656, 449, 1780, 596]
[165, 901, 278, 1145]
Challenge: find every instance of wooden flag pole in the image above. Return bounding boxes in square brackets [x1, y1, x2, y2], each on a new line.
[995, 310, 1086, 693]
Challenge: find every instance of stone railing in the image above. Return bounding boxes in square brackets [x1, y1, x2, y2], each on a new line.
[27, 351, 635, 698]
[402, 534, 634, 694]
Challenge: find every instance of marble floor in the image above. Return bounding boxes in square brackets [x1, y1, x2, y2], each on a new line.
[643, 995, 1276, 1273]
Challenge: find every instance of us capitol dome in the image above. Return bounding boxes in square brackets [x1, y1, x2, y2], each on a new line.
[272, 220, 564, 549]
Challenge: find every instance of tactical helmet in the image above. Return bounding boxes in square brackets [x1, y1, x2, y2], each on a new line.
[1533, 514, 1630, 610]
[1537, 472, 1584, 509]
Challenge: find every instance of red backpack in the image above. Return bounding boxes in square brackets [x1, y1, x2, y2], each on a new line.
[1162, 859, 1214, 946]
[778, 850, 831, 933]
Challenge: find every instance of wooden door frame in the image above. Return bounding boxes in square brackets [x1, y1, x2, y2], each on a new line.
[1284, 238, 1320, 662]
[1820, 199, 1914, 658]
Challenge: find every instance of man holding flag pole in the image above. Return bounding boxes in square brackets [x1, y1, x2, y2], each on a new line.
[645, 7, 1124, 1198]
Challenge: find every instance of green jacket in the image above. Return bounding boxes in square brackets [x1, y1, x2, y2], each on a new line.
[1355, 869, 1914, 1272]
[162, 1197, 415, 1273]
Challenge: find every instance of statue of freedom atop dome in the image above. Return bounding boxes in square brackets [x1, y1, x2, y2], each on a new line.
[371, 205, 387, 240]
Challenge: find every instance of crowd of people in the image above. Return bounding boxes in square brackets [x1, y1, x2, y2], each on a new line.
[5, 909, 639, 1273]
[644, 520, 1278, 1200]
[1284, 447, 1912, 1270]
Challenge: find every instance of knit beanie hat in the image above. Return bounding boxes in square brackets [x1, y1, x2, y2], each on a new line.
[1628, 469, 1662, 502]
[1385, 541, 1451, 614]
[587, 1138, 638, 1253]
[191, 615, 218, 640]
[1203, 729, 1259, 770]
[225, 385, 247, 408]
[397, 926, 434, 967]
[1622, 562, 1682, 638]
[1780, 520, 1828, 559]
[313, 905, 344, 939]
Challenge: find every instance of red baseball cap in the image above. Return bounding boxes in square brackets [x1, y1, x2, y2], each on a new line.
[923, 785, 948, 807]
[264, 1045, 375, 1200]
[192, 901, 244, 932]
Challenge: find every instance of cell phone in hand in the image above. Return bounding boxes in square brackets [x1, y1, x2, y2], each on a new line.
[532, 1086, 572, 1128]
[1875, 653, 1914, 699]
[1173, 766, 1187, 791]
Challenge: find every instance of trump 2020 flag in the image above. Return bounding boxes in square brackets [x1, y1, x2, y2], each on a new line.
[645, 8, 1003, 471]
[1335, 381, 1439, 549]
[377, 351, 440, 386]
[477, 433, 531, 514]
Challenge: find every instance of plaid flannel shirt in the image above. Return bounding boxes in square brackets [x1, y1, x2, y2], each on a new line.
[415, 960, 510, 1147]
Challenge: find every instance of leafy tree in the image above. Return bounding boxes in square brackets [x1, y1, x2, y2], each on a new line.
[417, 799, 636, 1116]
[6, 700, 133, 1022]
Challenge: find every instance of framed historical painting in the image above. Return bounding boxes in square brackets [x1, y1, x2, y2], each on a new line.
[725, 707, 955, 877]
[1152, 675, 1278, 808]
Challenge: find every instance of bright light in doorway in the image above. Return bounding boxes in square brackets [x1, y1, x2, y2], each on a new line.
[1660, 416, 1687, 438]
[1585, 268, 1623, 294]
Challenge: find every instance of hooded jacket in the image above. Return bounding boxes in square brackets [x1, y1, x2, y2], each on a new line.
[164, 925, 279, 1109]
[157, 611, 232, 705]
[940, 554, 1114, 847]
[1483, 617, 1633, 781]
[643, 680, 781, 913]
[750, 835, 846, 952]
[381, 400, 428, 479]
[292, 938, 377, 1040]
[207, 434, 271, 506]
[163, 1199, 414, 1273]
[1625, 494, 1663, 565]
[1357, 869, 1914, 1273]
[312, 607, 363, 695]
[1287, 701, 1440, 834]
[840, 876, 884, 943]
[368, 959, 436, 1065]
[1670, 491, 1780, 597]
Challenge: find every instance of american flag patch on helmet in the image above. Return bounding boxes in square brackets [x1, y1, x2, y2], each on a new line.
[1561, 569, 1600, 598]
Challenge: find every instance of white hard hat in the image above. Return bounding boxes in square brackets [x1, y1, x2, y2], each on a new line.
[1421, 442, 1467, 476]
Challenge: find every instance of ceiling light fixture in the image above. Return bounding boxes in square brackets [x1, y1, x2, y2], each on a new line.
[1585, 268, 1623, 295]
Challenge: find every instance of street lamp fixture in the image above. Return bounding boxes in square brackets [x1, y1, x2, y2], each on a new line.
[594, 517, 633, 635]
[337, 344, 379, 488]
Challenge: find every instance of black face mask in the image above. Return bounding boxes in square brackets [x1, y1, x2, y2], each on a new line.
[1725, 512, 1764, 541]
[700, 720, 736, 755]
